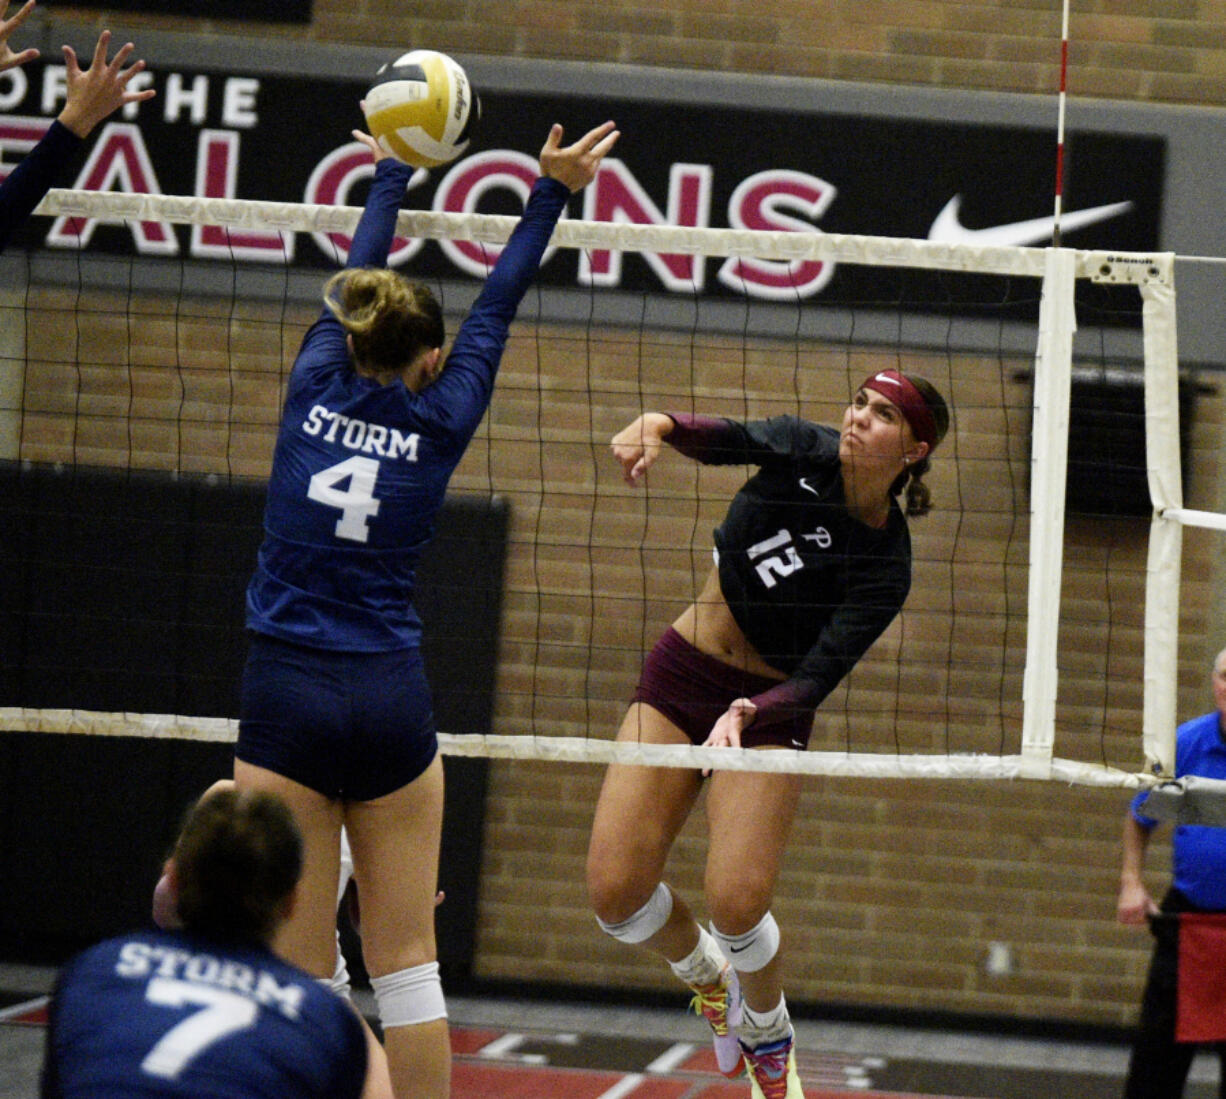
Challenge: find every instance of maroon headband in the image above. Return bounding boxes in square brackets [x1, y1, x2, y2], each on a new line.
[859, 369, 938, 451]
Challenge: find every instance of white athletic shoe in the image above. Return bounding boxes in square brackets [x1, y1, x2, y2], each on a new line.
[688, 961, 744, 1076]
[742, 1031, 803, 1099]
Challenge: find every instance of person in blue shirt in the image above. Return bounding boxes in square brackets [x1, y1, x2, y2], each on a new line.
[587, 376, 948, 1099]
[234, 117, 618, 1099]
[0, 2, 156, 252]
[42, 785, 380, 1099]
[1118, 645, 1226, 1099]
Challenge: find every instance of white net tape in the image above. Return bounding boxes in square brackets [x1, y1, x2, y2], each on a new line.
[33, 188, 1170, 283]
[0, 706, 1149, 786]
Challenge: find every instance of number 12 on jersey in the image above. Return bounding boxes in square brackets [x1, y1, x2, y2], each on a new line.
[308, 456, 382, 543]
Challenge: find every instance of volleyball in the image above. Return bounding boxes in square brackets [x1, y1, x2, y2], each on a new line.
[362, 49, 479, 169]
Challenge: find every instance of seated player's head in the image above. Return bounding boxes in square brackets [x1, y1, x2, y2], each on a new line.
[169, 785, 303, 946]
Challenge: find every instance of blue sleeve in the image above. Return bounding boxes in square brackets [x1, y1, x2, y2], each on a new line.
[292, 157, 414, 383]
[346, 157, 414, 271]
[0, 121, 82, 254]
[414, 175, 570, 449]
[1130, 788, 1159, 830]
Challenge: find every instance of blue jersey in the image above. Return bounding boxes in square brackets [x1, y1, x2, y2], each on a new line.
[245, 160, 569, 651]
[1132, 710, 1226, 910]
[0, 120, 82, 253]
[42, 928, 366, 1099]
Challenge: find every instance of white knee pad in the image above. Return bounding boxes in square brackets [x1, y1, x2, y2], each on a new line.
[711, 911, 780, 973]
[371, 961, 447, 1028]
[318, 935, 352, 1002]
[596, 882, 673, 944]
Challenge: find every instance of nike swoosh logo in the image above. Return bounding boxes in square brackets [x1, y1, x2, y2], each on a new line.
[927, 195, 1134, 247]
[798, 477, 820, 496]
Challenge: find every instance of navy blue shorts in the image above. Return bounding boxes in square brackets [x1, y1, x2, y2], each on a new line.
[631, 627, 815, 750]
[236, 633, 438, 801]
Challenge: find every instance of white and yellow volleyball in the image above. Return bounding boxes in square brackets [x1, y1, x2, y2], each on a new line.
[362, 49, 480, 169]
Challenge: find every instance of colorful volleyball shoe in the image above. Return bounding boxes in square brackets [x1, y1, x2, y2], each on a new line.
[741, 1031, 802, 1099]
[688, 961, 744, 1076]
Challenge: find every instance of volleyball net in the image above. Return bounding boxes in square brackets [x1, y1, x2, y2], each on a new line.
[2, 186, 1221, 788]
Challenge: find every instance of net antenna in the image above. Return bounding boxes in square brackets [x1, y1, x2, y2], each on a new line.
[2, 187, 1194, 788]
[1052, 0, 1071, 248]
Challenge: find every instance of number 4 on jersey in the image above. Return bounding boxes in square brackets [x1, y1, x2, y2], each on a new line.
[308, 456, 381, 543]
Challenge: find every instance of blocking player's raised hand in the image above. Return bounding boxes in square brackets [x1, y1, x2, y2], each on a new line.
[57, 29, 156, 139]
[0, 0, 38, 74]
[539, 120, 619, 193]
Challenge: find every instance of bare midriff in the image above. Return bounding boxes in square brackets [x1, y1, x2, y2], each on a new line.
[669, 566, 786, 682]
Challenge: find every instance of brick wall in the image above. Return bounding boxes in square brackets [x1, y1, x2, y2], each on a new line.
[9, 273, 1224, 1026]
[50, 1, 1226, 107]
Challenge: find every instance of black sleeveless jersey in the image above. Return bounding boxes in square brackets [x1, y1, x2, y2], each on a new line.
[667, 413, 911, 724]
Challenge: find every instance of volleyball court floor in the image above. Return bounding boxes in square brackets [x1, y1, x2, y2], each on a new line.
[1, 962, 1221, 1099]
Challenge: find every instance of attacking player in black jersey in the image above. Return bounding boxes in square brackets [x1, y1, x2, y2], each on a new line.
[587, 370, 949, 1099]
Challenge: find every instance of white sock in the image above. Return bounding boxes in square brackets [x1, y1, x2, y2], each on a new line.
[669, 926, 725, 988]
[741, 993, 792, 1046]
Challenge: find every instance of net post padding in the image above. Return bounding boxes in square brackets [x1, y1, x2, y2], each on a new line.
[1141, 776, 1226, 826]
[1020, 248, 1076, 781]
[0, 707, 1150, 788]
[1141, 277, 1182, 779]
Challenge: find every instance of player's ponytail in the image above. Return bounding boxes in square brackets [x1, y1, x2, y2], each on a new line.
[890, 374, 949, 517]
[324, 268, 445, 378]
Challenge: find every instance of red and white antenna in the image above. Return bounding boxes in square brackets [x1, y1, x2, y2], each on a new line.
[1052, 0, 1071, 247]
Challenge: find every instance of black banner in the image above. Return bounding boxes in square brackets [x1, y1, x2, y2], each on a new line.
[0, 58, 1165, 309]
[52, 0, 312, 22]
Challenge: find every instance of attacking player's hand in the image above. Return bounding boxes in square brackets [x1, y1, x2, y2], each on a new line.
[0, 0, 38, 74]
[58, 29, 156, 139]
[1116, 879, 1159, 927]
[610, 412, 672, 486]
[539, 120, 619, 193]
[701, 697, 757, 776]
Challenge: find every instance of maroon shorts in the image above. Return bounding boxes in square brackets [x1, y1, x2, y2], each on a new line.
[630, 627, 814, 750]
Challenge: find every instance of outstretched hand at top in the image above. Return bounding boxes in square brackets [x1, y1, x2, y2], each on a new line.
[539, 120, 619, 193]
[57, 29, 156, 139]
[0, 0, 38, 74]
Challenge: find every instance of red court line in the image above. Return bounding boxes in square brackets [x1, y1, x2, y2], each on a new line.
[453, 1062, 950, 1099]
[452, 1062, 692, 1097]
[449, 1024, 959, 1099]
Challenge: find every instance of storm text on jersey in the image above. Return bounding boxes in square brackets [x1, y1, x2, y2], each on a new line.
[114, 941, 306, 1020]
[302, 404, 421, 462]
